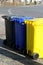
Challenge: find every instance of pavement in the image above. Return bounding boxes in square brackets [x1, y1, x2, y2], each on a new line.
[0, 5, 43, 65]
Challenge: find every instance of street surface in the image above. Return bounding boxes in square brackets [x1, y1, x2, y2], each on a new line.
[0, 4, 43, 65]
[0, 5, 43, 17]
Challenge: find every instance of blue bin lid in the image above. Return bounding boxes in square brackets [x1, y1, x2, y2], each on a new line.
[18, 17, 33, 23]
[11, 16, 33, 23]
[11, 16, 18, 21]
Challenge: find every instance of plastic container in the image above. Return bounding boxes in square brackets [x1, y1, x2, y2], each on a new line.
[13, 17, 33, 53]
[2, 16, 16, 47]
[25, 18, 43, 59]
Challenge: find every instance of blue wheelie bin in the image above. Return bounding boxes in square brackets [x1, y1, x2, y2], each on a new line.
[12, 17, 33, 53]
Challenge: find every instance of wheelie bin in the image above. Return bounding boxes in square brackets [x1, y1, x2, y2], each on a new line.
[2, 15, 16, 48]
[13, 17, 33, 53]
[25, 18, 43, 59]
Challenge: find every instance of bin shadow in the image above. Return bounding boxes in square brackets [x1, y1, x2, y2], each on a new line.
[0, 38, 43, 65]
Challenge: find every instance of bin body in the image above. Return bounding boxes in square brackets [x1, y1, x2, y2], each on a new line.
[25, 18, 43, 58]
[15, 21, 26, 51]
[13, 17, 33, 51]
[3, 16, 16, 47]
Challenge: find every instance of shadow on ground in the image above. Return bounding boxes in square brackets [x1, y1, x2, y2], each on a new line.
[0, 38, 43, 65]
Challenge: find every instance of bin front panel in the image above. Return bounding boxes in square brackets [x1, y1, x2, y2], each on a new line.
[5, 19, 13, 46]
[33, 25, 43, 58]
[15, 22, 26, 50]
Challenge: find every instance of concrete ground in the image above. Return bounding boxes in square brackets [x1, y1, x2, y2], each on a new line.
[0, 14, 43, 65]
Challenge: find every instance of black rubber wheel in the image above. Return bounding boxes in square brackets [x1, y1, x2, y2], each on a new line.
[11, 43, 16, 50]
[23, 49, 27, 55]
[19, 49, 23, 54]
[3, 39, 7, 45]
[3, 39, 9, 47]
[32, 53, 39, 60]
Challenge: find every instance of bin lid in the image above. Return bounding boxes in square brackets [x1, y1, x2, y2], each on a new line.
[2, 15, 17, 20]
[11, 16, 33, 23]
[25, 18, 43, 25]
[11, 16, 18, 21]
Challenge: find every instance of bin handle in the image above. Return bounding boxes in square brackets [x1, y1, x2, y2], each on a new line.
[2, 16, 11, 20]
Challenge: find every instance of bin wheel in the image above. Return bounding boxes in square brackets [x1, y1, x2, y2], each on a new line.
[19, 49, 23, 54]
[11, 44, 16, 49]
[3, 39, 7, 45]
[32, 53, 39, 60]
[23, 50, 27, 55]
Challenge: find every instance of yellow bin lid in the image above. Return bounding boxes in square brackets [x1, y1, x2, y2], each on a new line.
[25, 18, 43, 25]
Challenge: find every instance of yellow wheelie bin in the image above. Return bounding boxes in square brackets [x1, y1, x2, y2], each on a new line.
[25, 18, 43, 59]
